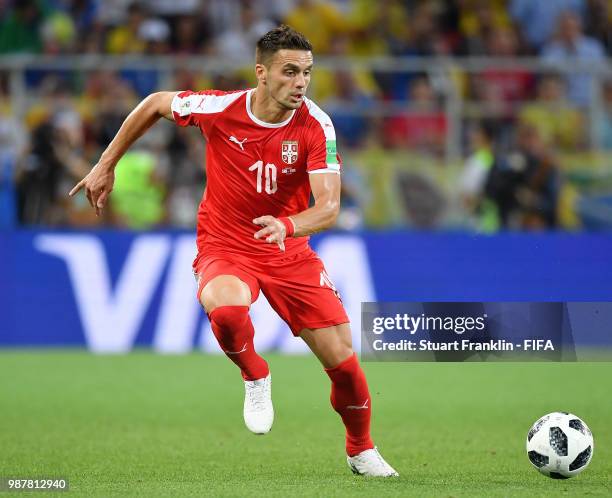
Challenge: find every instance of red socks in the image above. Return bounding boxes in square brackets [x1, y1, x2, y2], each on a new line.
[325, 353, 374, 456]
[208, 306, 269, 381]
[209, 308, 371, 455]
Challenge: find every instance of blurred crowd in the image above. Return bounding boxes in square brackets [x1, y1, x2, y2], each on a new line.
[1, 0, 611, 59]
[1, 0, 612, 231]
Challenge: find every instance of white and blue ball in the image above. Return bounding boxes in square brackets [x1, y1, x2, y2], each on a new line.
[526, 412, 594, 479]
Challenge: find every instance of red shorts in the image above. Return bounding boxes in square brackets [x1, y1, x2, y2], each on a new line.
[193, 247, 349, 336]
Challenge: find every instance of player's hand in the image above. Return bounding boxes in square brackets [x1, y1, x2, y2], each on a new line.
[69, 162, 115, 217]
[253, 216, 286, 252]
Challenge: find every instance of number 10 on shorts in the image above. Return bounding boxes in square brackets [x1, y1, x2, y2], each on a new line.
[249, 161, 278, 194]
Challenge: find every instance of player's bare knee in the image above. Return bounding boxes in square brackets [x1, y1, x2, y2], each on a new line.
[328, 346, 354, 368]
[201, 275, 251, 313]
[336, 323, 353, 349]
[319, 333, 354, 368]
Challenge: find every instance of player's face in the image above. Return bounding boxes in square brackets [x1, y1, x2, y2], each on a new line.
[264, 49, 313, 110]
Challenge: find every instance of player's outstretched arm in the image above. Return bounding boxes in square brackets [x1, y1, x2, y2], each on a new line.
[253, 172, 340, 250]
[69, 91, 178, 216]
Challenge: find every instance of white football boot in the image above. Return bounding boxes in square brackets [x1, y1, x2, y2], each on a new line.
[243, 373, 273, 434]
[347, 447, 399, 477]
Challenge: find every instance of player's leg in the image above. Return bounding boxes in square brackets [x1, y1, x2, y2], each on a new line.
[299, 324, 372, 453]
[300, 324, 397, 477]
[200, 275, 269, 381]
[259, 250, 397, 473]
[197, 266, 273, 434]
[298, 322, 353, 369]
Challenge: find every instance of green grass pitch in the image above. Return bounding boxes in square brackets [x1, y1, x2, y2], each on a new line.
[1, 351, 611, 497]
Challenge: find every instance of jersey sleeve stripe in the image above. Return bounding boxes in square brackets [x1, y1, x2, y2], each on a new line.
[308, 168, 341, 175]
[304, 97, 341, 171]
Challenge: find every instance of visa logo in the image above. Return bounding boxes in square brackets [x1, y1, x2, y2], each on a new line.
[34, 234, 374, 353]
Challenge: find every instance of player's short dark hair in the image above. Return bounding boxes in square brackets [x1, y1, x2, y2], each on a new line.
[256, 25, 313, 66]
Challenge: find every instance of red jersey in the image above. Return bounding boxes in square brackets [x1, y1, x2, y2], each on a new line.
[171, 89, 341, 259]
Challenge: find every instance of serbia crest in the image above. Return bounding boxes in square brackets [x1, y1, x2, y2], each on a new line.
[281, 141, 298, 164]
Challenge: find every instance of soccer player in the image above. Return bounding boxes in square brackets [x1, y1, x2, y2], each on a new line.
[69, 25, 398, 477]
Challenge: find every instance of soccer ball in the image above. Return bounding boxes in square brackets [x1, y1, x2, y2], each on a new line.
[526, 412, 594, 479]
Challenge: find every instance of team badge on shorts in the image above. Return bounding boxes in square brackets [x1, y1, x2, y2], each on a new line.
[281, 141, 298, 164]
